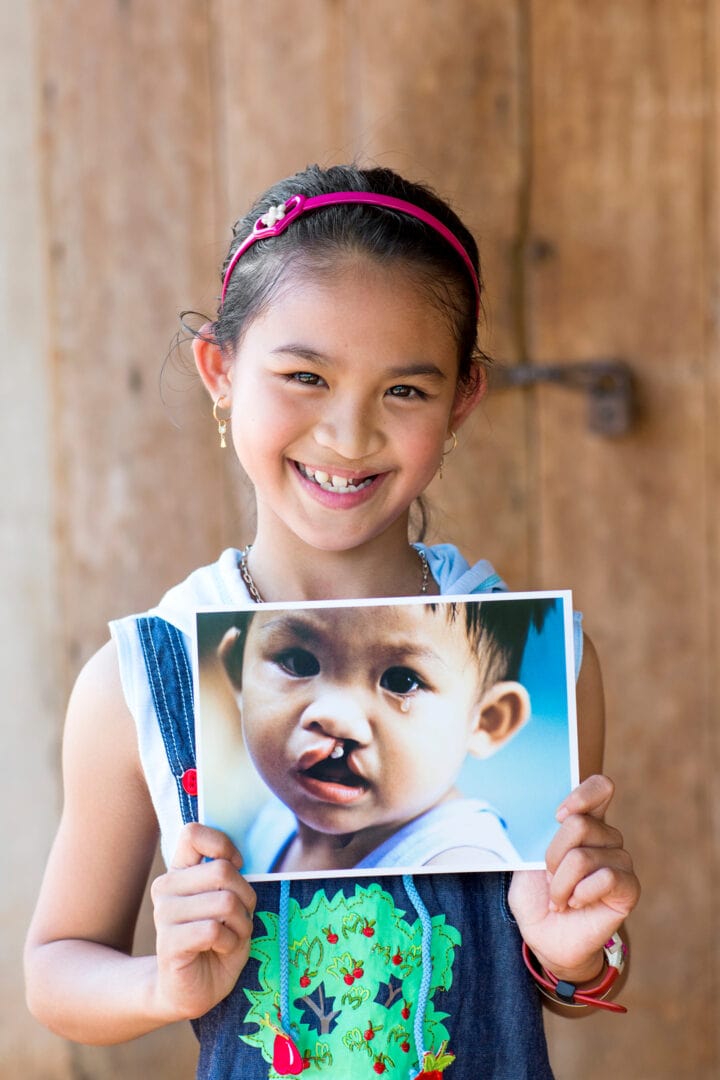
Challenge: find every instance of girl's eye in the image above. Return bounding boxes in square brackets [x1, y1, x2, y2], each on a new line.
[289, 371, 324, 386]
[380, 666, 425, 695]
[274, 648, 320, 677]
[387, 384, 426, 400]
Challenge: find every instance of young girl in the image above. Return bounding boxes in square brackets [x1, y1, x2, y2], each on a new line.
[25, 163, 640, 1079]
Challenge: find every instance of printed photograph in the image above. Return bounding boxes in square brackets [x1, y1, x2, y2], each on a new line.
[195, 592, 578, 881]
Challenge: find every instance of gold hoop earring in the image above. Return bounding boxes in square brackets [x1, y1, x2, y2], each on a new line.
[212, 395, 232, 449]
[439, 430, 458, 480]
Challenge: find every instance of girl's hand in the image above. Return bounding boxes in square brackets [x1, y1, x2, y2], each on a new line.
[151, 823, 256, 1022]
[508, 774, 640, 983]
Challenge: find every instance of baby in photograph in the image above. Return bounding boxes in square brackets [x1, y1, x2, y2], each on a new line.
[219, 597, 553, 875]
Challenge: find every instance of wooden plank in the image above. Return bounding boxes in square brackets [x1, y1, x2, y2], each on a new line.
[215, 0, 352, 225]
[526, 1, 714, 1075]
[38, 0, 222, 688]
[34, 0, 218, 1074]
[0, 4, 71, 1077]
[705, 0, 720, 1070]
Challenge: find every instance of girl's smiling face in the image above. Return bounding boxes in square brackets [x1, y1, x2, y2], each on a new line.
[237, 604, 491, 840]
[219, 258, 475, 554]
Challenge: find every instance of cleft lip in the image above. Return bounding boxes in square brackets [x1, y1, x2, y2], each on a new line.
[296, 742, 338, 773]
[295, 741, 367, 785]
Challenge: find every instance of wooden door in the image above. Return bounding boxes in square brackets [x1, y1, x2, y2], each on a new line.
[5, 1, 717, 1076]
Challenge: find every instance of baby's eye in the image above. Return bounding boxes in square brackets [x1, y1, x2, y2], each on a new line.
[386, 384, 426, 400]
[274, 648, 320, 677]
[380, 666, 426, 695]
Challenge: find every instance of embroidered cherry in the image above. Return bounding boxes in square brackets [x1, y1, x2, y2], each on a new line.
[391, 951, 403, 966]
[401, 1041, 410, 1053]
[353, 965, 364, 979]
[343, 973, 355, 985]
[327, 932, 338, 944]
[401, 1001, 411, 1020]
[272, 1033, 304, 1076]
[362, 926, 376, 938]
[373, 1064, 386, 1075]
[299, 970, 311, 989]
[364, 1026, 376, 1041]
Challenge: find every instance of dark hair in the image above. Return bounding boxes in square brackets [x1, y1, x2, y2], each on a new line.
[192, 163, 488, 393]
[435, 598, 557, 684]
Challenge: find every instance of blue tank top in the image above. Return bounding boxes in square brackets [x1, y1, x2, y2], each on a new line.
[136, 615, 555, 1080]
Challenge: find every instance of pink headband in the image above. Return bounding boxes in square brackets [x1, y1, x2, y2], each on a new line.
[220, 191, 480, 312]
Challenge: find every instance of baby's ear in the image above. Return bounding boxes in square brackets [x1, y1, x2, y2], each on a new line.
[467, 681, 530, 759]
[218, 626, 245, 690]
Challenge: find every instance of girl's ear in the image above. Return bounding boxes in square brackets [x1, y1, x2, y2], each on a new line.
[467, 681, 530, 759]
[449, 363, 487, 432]
[193, 324, 233, 401]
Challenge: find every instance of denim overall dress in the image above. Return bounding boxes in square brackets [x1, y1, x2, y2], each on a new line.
[136, 616, 555, 1080]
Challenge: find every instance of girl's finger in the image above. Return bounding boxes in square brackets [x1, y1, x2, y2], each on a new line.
[555, 774, 615, 823]
[155, 886, 255, 934]
[169, 823, 244, 871]
[158, 917, 248, 961]
[545, 813, 624, 874]
[548, 847, 636, 912]
[566, 866, 641, 914]
[152, 859, 256, 913]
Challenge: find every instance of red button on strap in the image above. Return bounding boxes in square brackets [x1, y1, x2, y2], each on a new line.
[181, 768, 198, 796]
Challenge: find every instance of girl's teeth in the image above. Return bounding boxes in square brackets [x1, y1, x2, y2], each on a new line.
[300, 464, 373, 492]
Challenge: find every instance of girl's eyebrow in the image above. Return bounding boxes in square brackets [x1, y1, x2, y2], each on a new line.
[271, 343, 447, 380]
[271, 344, 330, 365]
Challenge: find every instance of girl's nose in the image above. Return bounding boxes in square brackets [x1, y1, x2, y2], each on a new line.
[300, 689, 373, 746]
[313, 398, 385, 461]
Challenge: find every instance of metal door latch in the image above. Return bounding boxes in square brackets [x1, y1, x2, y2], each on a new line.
[490, 360, 636, 436]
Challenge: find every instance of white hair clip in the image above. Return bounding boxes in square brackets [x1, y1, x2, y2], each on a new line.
[260, 203, 288, 228]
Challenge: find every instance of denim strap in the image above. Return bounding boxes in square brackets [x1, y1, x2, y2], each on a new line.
[136, 616, 198, 825]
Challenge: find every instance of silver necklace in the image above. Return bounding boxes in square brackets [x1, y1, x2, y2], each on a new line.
[238, 544, 430, 604]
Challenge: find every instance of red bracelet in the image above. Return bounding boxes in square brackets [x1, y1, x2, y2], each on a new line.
[522, 932, 628, 1014]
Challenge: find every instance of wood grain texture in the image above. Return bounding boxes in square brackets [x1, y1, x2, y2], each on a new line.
[0, 6, 71, 1078]
[703, 0, 720, 1070]
[526, 1, 716, 1075]
[32, 0, 214, 1074]
[37, 0, 222, 691]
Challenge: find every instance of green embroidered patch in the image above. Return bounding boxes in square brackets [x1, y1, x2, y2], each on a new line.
[242, 883, 461, 1077]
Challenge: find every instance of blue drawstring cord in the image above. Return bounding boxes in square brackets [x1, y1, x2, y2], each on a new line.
[278, 878, 300, 1038]
[403, 874, 432, 1073]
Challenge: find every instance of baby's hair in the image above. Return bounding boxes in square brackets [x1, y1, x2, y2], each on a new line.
[432, 598, 556, 686]
[186, 162, 489, 395]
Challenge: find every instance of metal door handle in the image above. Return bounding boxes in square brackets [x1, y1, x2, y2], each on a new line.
[490, 360, 636, 436]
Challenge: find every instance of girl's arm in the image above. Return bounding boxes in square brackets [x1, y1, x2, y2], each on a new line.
[508, 633, 640, 990]
[24, 641, 255, 1045]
